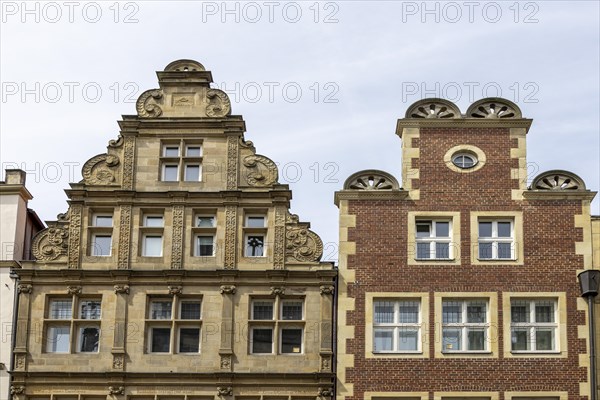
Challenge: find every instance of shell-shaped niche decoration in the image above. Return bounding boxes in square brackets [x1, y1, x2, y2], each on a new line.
[466, 97, 522, 119]
[530, 170, 586, 191]
[343, 170, 400, 190]
[405, 98, 461, 119]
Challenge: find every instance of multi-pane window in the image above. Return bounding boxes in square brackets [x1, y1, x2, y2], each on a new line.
[89, 213, 113, 256]
[146, 297, 202, 354]
[373, 300, 421, 352]
[442, 300, 489, 352]
[193, 215, 216, 257]
[244, 215, 267, 257]
[415, 220, 452, 259]
[141, 214, 164, 257]
[478, 220, 514, 259]
[249, 298, 304, 354]
[160, 142, 202, 182]
[45, 297, 101, 353]
[511, 299, 558, 352]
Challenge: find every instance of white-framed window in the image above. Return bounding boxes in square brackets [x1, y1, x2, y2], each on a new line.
[244, 215, 267, 257]
[45, 297, 101, 353]
[510, 299, 558, 352]
[249, 298, 304, 354]
[478, 220, 514, 260]
[442, 299, 489, 352]
[415, 220, 452, 260]
[89, 213, 113, 256]
[160, 141, 203, 182]
[146, 297, 202, 354]
[451, 152, 478, 169]
[373, 299, 421, 353]
[141, 214, 164, 257]
[193, 214, 216, 257]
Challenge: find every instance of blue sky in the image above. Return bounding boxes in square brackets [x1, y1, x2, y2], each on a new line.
[1, 1, 599, 260]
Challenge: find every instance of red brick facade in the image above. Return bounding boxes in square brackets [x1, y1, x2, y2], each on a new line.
[335, 98, 597, 399]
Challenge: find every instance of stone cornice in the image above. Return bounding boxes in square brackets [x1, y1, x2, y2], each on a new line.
[14, 268, 336, 282]
[395, 118, 533, 138]
[523, 190, 597, 201]
[0, 260, 21, 269]
[118, 115, 247, 133]
[11, 371, 335, 381]
[0, 184, 33, 200]
[334, 189, 409, 206]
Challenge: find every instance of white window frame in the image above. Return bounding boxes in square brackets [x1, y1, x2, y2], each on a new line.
[250, 326, 274, 354]
[246, 215, 266, 228]
[177, 326, 201, 354]
[142, 235, 163, 257]
[415, 220, 452, 260]
[91, 234, 112, 256]
[442, 299, 490, 353]
[478, 219, 515, 260]
[373, 299, 422, 353]
[93, 214, 113, 227]
[279, 326, 304, 354]
[245, 234, 266, 257]
[510, 299, 558, 353]
[161, 163, 179, 182]
[45, 297, 102, 354]
[146, 297, 202, 354]
[249, 298, 304, 355]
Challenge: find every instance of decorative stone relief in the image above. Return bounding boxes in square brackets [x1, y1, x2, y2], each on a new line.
[206, 89, 231, 117]
[226, 135, 239, 190]
[67, 286, 82, 295]
[224, 205, 237, 269]
[171, 205, 184, 269]
[31, 227, 68, 261]
[242, 155, 278, 187]
[220, 354, 232, 369]
[81, 154, 120, 186]
[531, 170, 586, 191]
[271, 286, 285, 296]
[285, 227, 323, 262]
[406, 98, 461, 119]
[219, 285, 236, 294]
[122, 136, 135, 190]
[112, 354, 124, 370]
[169, 285, 183, 296]
[14, 354, 26, 370]
[117, 205, 132, 269]
[320, 355, 332, 371]
[17, 284, 32, 294]
[318, 388, 333, 398]
[10, 386, 24, 395]
[67, 204, 82, 269]
[320, 285, 335, 295]
[273, 206, 286, 269]
[217, 387, 233, 397]
[239, 137, 256, 152]
[108, 135, 124, 148]
[344, 169, 400, 190]
[114, 285, 130, 294]
[108, 386, 125, 395]
[136, 89, 163, 118]
[467, 98, 522, 119]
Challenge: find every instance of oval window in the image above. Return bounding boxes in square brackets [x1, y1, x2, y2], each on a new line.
[452, 153, 477, 169]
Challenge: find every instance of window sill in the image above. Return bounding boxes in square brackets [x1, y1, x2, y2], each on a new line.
[441, 351, 492, 354]
[415, 258, 455, 261]
[510, 351, 560, 354]
[477, 258, 516, 262]
[373, 351, 423, 354]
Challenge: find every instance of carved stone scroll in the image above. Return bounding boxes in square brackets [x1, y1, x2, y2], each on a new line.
[136, 89, 163, 118]
[81, 154, 120, 186]
[17, 284, 32, 294]
[242, 155, 278, 187]
[220, 285, 236, 294]
[206, 89, 231, 117]
[217, 387, 233, 397]
[285, 227, 323, 262]
[31, 227, 68, 261]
